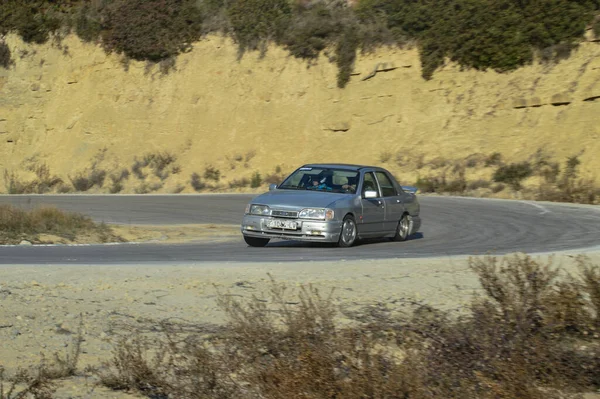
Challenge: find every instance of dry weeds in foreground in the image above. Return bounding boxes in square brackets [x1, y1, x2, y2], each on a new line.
[81, 254, 600, 399]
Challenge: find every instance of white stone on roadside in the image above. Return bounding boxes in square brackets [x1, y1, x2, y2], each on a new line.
[19, 240, 33, 246]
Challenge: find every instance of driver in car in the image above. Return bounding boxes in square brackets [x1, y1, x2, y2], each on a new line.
[309, 177, 332, 191]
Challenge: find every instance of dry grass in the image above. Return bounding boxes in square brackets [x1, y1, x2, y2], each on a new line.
[0, 366, 55, 399]
[0, 319, 85, 399]
[94, 255, 600, 399]
[3, 164, 65, 194]
[0, 204, 122, 244]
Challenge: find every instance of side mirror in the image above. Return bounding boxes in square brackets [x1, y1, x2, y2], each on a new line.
[364, 190, 378, 199]
[269, 183, 277, 191]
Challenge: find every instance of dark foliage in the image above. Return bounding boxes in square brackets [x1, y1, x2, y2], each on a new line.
[0, 0, 598, 83]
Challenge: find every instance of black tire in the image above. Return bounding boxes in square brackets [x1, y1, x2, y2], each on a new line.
[243, 235, 270, 247]
[338, 215, 357, 248]
[392, 213, 411, 242]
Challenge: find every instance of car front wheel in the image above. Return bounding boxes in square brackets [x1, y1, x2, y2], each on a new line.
[338, 215, 357, 247]
[243, 235, 270, 247]
[392, 214, 411, 242]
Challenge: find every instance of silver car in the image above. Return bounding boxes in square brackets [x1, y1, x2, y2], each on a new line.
[241, 163, 422, 247]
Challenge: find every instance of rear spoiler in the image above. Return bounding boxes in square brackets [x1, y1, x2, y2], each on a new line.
[401, 185, 418, 194]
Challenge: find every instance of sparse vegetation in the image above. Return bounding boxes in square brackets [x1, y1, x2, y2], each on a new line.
[90, 254, 600, 399]
[493, 161, 533, 190]
[484, 152, 503, 167]
[412, 151, 597, 203]
[536, 155, 599, 204]
[250, 171, 262, 188]
[228, 177, 250, 188]
[379, 150, 392, 163]
[3, 163, 64, 194]
[108, 168, 130, 193]
[0, 366, 56, 399]
[69, 167, 106, 192]
[0, 204, 122, 244]
[0, 40, 13, 69]
[190, 172, 206, 191]
[203, 165, 221, 182]
[131, 152, 178, 181]
[415, 170, 466, 194]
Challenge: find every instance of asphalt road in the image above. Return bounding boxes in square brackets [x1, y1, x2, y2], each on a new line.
[1, 194, 599, 264]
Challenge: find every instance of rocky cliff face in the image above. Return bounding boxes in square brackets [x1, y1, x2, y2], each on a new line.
[1, 33, 599, 193]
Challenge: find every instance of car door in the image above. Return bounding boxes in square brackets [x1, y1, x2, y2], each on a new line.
[359, 172, 385, 236]
[376, 171, 405, 233]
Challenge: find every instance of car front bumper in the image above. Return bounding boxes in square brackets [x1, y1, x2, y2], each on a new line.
[241, 215, 343, 242]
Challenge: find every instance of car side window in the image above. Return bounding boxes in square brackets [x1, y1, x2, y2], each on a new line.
[375, 172, 397, 197]
[362, 172, 380, 197]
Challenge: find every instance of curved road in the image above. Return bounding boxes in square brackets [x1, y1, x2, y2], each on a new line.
[1, 194, 599, 264]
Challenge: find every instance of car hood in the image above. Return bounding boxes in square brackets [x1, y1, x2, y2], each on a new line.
[250, 189, 350, 208]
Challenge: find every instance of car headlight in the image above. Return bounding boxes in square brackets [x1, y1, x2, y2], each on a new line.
[298, 208, 334, 220]
[247, 204, 270, 216]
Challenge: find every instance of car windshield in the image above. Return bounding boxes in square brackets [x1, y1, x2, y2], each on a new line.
[278, 167, 359, 194]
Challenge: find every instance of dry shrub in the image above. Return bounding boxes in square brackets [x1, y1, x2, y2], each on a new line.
[97, 257, 600, 399]
[536, 155, 599, 204]
[228, 177, 250, 188]
[467, 179, 490, 190]
[131, 152, 177, 181]
[415, 170, 466, 194]
[0, 318, 88, 398]
[484, 152, 503, 167]
[493, 161, 533, 190]
[405, 254, 600, 398]
[427, 156, 449, 169]
[190, 172, 207, 191]
[0, 205, 121, 244]
[69, 167, 106, 192]
[203, 165, 221, 182]
[0, 40, 13, 69]
[0, 366, 55, 399]
[216, 277, 416, 398]
[3, 164, 64, 194]
[108, 168, 130, 193]
[41, 316, 84, 380]
[98, 324, 242, 398]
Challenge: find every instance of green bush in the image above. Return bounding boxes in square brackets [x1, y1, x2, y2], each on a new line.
[335, 25, 359, 88]
[203, 165, 221, 182]
[0, 1, 62, 44]
[250, 171, 262, 188]
[280, 4, 340, 61]
[74, 2, 103, 43]
[0, 40, 13, 69]
[190, 172, 206, 191]
[594, 19, 600, 38]
[493, 162, 533, 190]
[0, 0, 597, 83]
[101, 0, 203, 61]
[227, 0, 291, 54]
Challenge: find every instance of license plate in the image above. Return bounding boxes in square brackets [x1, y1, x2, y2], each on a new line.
[266, 219, 298, 230]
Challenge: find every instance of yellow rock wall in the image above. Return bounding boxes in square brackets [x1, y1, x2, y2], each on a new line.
[1, 34, 599, 193]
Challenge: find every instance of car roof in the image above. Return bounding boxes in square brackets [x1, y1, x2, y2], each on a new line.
[302, 163, 383, 172]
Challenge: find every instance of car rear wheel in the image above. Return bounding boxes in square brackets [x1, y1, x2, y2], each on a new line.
[243, 235, 270, 247]
[338, 215, 357, 247]
[392, 214, 410, 242]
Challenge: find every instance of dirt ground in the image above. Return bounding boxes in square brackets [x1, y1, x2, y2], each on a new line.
[1, 236, 599, 397]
